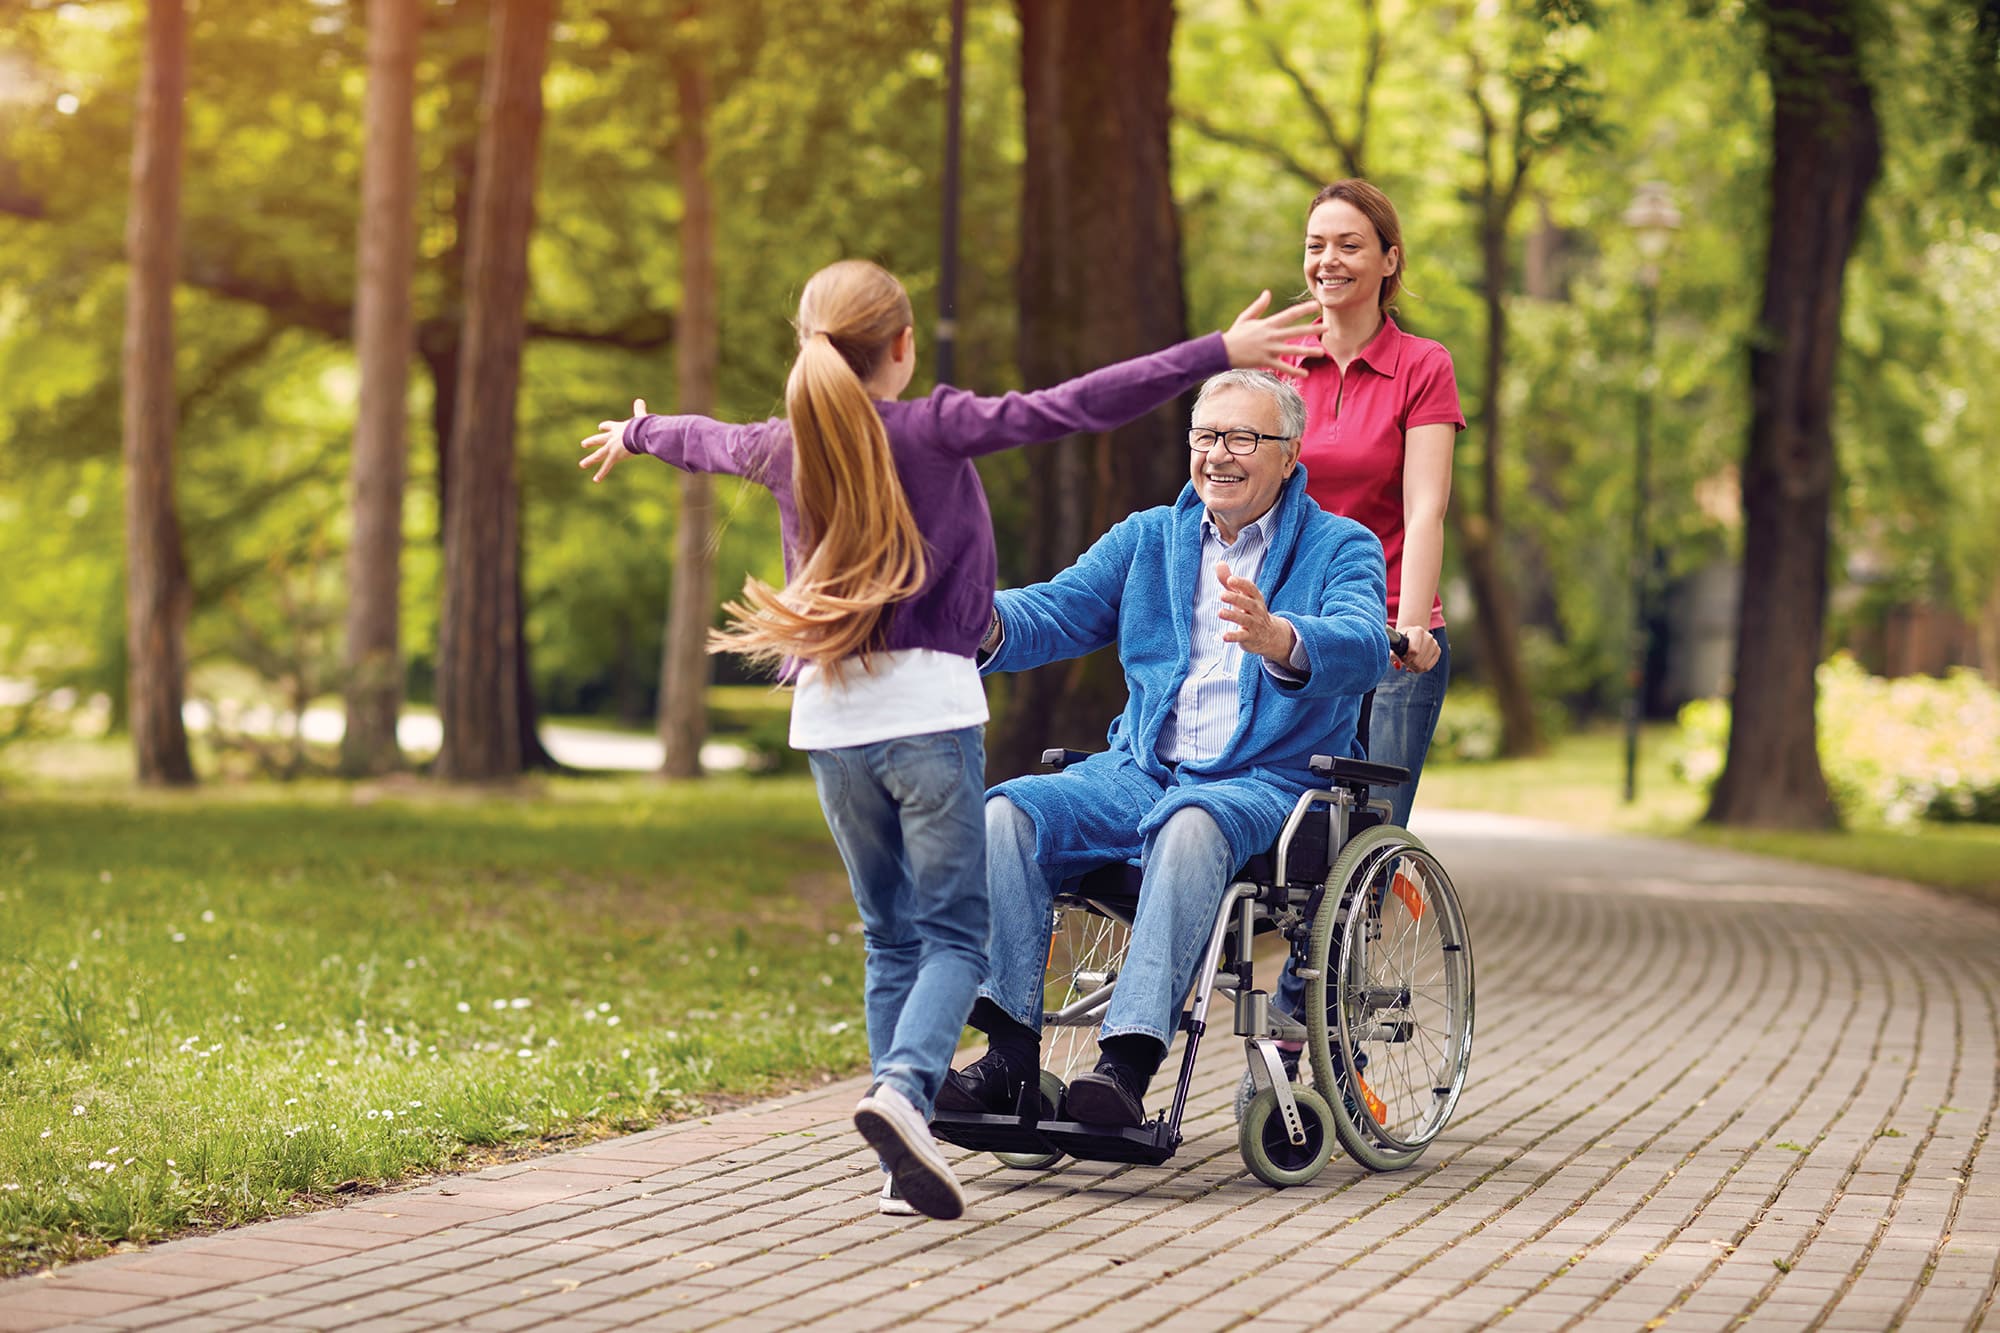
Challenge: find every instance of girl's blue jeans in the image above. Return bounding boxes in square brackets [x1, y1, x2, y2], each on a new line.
[807, 726, 989, 1121]
[1275, 627, 1451, 1019]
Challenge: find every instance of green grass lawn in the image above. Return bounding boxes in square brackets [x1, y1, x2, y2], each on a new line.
[1423, 724, 2000, 908]
[0, 776, 866, 1274]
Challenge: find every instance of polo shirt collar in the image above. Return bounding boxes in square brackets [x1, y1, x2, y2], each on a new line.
[1354, 315, 1407, 378]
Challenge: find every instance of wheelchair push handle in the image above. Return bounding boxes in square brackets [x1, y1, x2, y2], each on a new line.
[1387, 625, 1410, 659]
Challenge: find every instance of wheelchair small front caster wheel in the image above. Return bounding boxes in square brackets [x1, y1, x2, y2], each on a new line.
[992, 1070, 1068, 1171]
[1238, 1086, 1337, 1187]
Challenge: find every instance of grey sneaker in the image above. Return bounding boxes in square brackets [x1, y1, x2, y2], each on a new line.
[878, 1175, 917, 1217]
[853, 1083, 965, 1221]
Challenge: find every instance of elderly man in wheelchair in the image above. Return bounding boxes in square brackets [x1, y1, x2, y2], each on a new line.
[930, 370, 1473, 1186]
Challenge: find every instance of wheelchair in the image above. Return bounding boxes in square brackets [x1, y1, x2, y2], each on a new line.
[929, 746, 1475, 1187]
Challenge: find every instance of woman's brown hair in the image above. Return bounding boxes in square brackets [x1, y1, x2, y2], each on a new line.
[1308, 179, 1404, 315]
[709, 260, 929, 680]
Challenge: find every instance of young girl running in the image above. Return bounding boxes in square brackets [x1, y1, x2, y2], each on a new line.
[578, 259, 1315, 1220]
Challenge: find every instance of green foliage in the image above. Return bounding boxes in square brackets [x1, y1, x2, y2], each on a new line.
[1676, 655, 2000, 824]
[1, 0, 1997, 753]
[0, 778, 867, 1272]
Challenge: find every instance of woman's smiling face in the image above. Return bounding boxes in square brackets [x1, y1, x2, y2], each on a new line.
[1304, 198, 1400, 316]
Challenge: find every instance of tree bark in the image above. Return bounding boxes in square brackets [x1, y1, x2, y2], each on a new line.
[1706, 0, 1879, 828]
[435, 0, 555, 782]
[1455, 206, 1542, 757]
[989, 0, 1189, 781]
[658, 11, 718, 781]
[340, 0, 421, 777]
[121, 0, 195, 787]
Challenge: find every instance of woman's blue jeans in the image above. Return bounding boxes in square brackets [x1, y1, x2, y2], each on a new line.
[808, 726, 989, 1120]
[1275, 628, 1451, 1019]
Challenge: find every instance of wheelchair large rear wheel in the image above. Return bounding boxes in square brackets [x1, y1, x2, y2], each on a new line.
[1305, 825, 1473, 1171]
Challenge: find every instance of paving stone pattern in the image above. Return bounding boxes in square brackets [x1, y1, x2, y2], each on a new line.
[3, 812, 1996, 1331]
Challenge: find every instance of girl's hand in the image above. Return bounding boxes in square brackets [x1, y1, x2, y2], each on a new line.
[1393, 624, 1440, 673]
[579, 398, 646, 482]
[1219, 291, 1322, 374]
[1216, 562, 1297, 662]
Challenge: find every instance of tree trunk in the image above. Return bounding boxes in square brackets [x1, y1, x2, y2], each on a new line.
[1706, 0, 1879, 828]
[989, 0, 1189, 781]
[1454, 201, 1541, 758]
[340, 0, 421, 777]
[435, 0, 555, 782]
[658, 13, 718, 781]
[121, 0, 195, 787]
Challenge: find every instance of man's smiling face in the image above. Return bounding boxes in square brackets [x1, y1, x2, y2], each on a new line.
[1188, 384, 1298, 545]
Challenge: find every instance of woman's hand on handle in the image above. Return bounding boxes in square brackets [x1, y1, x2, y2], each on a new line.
[1220, 291, 1322, 374]
[1393, 624, 1441, 673]
[578, 398, 646, 482]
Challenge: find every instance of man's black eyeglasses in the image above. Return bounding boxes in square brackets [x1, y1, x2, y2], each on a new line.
[1187, 427, 1293, 456]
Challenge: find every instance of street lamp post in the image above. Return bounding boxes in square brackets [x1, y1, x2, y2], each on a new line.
[936, 0, 966, 387]
[1621, 181, 1680, 804]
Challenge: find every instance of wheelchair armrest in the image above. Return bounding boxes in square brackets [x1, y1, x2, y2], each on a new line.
[1040, 748, 1094, 771]
[1308, 753, 1411, 788]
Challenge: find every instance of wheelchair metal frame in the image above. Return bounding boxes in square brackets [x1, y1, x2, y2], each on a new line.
[931, 754, 1436, 1175]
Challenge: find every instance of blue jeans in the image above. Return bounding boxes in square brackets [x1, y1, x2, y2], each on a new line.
[981, 797, 1236, 1048]
[1368, 626, 1451, 829]
[808, 726, 989, 1120]
[1275, 627, 1450, 1020]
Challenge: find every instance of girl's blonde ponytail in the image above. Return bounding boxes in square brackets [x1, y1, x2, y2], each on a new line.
[709, 261, 929, 681]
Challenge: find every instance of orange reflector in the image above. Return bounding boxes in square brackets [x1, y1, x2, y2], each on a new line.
[1390, 869, 1426, 920]
[1358, 1073, 1388, 1124]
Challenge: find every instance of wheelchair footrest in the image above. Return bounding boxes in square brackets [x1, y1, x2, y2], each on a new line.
[930, 1109, 1177, 1165]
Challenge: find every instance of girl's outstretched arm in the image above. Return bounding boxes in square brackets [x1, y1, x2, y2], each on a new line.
[578, 398, 784, 483]
[924, 292, 1320, 461]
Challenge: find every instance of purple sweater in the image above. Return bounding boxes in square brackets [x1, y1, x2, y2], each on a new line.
[624, 332, 1232, 660]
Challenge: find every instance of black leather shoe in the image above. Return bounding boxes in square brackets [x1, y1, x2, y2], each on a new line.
[1065, 1062, 1148, 1128]
[936, 1051, 1033, 1115]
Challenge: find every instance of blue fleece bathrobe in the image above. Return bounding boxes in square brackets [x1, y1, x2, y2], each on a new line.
[984, 468, 1390, 875]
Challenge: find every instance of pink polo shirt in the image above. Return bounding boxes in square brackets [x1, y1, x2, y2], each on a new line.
[1290, 317, 1465, 629]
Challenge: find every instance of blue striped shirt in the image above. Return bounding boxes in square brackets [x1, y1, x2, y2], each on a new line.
[1156, 511, 1309, 763]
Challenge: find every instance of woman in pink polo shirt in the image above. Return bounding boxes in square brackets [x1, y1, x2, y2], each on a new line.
[1292, 178, 1465, 829]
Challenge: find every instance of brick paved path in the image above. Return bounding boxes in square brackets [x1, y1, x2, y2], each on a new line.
[4, 813, 1996, 1331]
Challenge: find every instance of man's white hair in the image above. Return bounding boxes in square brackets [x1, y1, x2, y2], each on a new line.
[1192, 369, 1307, 443]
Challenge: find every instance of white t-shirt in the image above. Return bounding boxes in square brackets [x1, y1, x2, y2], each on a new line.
[787, 648, 989, 750]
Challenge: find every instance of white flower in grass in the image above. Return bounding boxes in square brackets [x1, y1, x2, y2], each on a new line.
[273, 1023, 286, 1032]
[66, 958, 78, 972]
[122, 1158, 134, 1166]
[99, 871, 111, 883]
[200, 910, 215, 924]
[619, 1049, 631, 1060]
[283, 1098, 299, 1107]
[516, 1049, 533, 1059]
[582, 1011, 596, 1023]
[819, 975, 833, 987]
[509, 998, 531, 1010]
[596, 1002, 611, 1013]
[39, 1130, 51, 1140]
[165, 1159, 175, 1168]
[366, 1110, 379, 1120]
[87, 1160, 108, 1171]
[408, 1100, 422, 1109]
[455, 1002, 471, 1013]
[746, 966, 759, 978]
[171, 932, 185, 943]
[71, 1105, 84, 1117]
[491, 999, 507, 1010]
[825, 933, 841, 946]
[3, 1182, 19, 1191]
[606, 1016, 621, 1027]
[827, 1021, 849, 1035]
